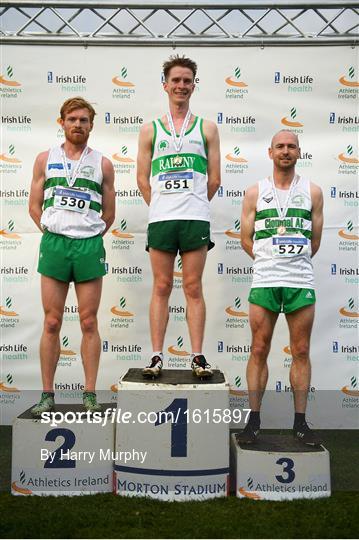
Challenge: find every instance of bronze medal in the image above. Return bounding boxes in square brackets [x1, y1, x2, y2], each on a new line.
[277, 225, 286, 235]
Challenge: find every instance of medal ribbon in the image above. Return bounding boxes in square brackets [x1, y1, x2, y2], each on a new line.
[166, 109, 192, 154]
[61, 145, 89, 187]
[270, 174, 298, 223]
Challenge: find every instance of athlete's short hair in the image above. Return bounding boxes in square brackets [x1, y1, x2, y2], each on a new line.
[60, 97, 96, 123]
[271, 129, 299, 147]
[163, 55, 197, 81]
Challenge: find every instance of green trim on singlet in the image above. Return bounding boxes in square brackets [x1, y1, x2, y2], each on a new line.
[158, 116, 198, 136]
[255, 208, 312, 221]
[44, 177, 102, 194]
[151, 152, 207, 176]
[254, 228, 312, 240]
[43, 198, 102, 213]
[199, 118, 208, 156]
[151, 120, 157, 156]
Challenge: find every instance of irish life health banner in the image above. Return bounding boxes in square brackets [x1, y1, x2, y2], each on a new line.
[0, 45, 358, 426]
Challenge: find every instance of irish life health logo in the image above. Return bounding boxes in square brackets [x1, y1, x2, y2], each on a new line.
[225, 67, 248, 100]
[0, 66, 22, 98]
[112, 67, 135, 99]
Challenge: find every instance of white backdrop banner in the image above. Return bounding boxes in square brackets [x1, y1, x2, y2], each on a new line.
[1, 45, 358, 426]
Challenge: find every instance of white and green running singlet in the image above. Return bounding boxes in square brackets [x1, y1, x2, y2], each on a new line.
[252, 175, 314, 288]
[41, 146, 105, 239]
[149, 116, 209, 224]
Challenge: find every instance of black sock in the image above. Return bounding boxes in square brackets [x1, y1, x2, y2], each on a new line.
[294, 412, 306, 429]
[248, 411, 260, 430]
[43, 391, 54, 397]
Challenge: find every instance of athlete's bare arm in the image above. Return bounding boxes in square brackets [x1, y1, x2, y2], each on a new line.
[310, 182, 324, 257]
[29, 151, 49, 232]
[240, 184, 258, 260]
[137, 123, 154, 206]
[101, 156, 115, 235]
[202, 120, 221, 201]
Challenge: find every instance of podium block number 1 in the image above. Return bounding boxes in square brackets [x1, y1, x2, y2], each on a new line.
[155, 398, 188, 457]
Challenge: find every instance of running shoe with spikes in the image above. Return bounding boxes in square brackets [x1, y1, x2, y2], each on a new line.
[236, 423, 260, 444]
[294, 421, 322, 446]
[191, 355, 213, 378]
[31, 392, 55, 418]
[83, 391, 102, 413]
[142, 355, 163, 378]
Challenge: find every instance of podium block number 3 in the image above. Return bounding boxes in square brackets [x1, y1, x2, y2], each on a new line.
[155, 398, 188, 458]
[44, 428, 76, 469]
[275, 457, 295, 483]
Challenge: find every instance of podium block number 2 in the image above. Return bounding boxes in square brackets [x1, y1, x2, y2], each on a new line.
[44, 428, 76, 469]
[155, 398, 188, 458]
[275, 457, 295, 483]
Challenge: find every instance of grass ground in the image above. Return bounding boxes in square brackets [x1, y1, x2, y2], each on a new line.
[1, 427, 358, 539]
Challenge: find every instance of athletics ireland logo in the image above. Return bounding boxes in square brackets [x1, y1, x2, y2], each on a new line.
[225, 67, 248, 87]
[112, 67, 135, 87]
[0, 145, 21, 163]
[339, 67, 359, 87]
[0, 66, 21, 87]
[112, 146, 135, 163]
[281, 107, 303, 128]
[111, 297, 134, 317]
[225, 147, 248, 163]
[168, 336, 190, 356]
[338, 145, 359, 164]
[112, 220, 134, 239]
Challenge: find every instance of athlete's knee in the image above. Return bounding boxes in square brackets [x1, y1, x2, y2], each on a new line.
[153, 277, 173, 297]
[80, 314, 98, 334]
[182, 277, 202, 300]
[43, 314, 62, 335]
[290, 340, 310, 362]
[251, 340, 271, 362]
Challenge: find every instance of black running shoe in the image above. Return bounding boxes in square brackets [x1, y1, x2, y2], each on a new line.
[236, 423, 260, 444]
[294, 421, 322, 446]
[191, 355, 213, 378]
[142, 355, 163, 378]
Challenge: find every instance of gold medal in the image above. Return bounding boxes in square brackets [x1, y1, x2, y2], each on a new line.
[173, 155, 183, 167]
[277, 225, 286, 235]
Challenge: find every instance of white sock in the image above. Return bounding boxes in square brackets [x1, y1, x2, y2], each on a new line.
[152, 351, 163, 359]
[191, 352, 202, 359]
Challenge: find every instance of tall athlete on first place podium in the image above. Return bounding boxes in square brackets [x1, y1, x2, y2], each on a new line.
[29, 97, 115, 416]
[137, 55, 221, 378]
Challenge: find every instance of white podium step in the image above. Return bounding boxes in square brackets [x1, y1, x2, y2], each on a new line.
[231, 433, 331, 501]
[114, 368, 230, 501]
[11, 403, 115, 496]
